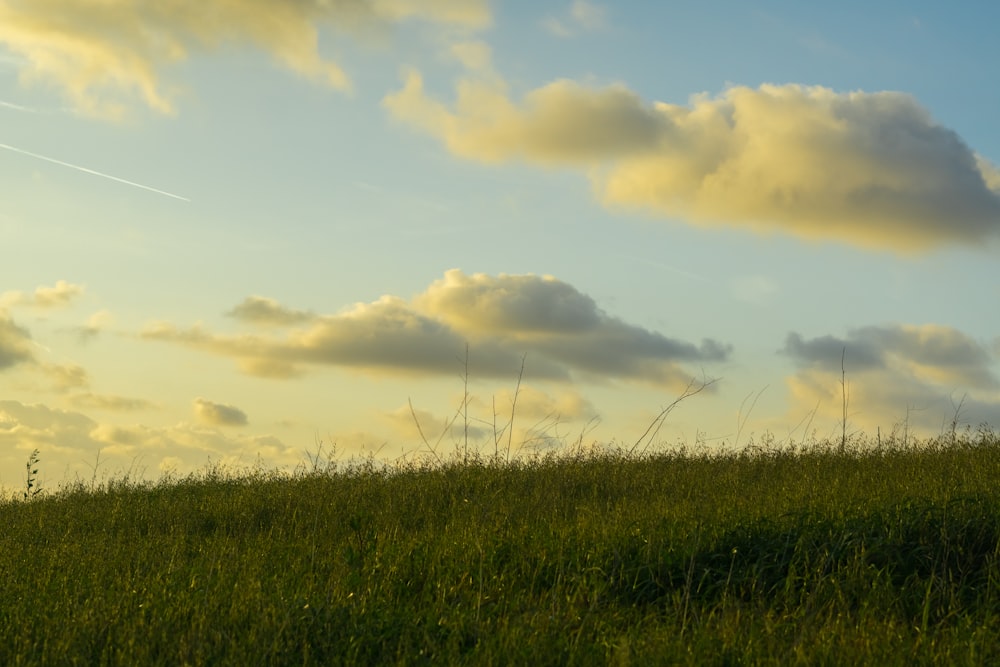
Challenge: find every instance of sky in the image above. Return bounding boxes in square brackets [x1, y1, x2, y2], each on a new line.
[2, 0, 999, 490]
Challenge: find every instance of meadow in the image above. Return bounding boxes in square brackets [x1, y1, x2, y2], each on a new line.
[3, 426, 1000, 665]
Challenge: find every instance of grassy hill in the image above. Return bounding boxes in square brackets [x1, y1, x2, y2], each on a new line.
[3, 430, 1000, 665]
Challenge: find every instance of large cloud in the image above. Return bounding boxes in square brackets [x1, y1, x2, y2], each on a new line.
[385, 75, 1000, 252]
[0, 0, 491, 117]
[142, 269, 730, 390]
[781, 324, 1000, 435]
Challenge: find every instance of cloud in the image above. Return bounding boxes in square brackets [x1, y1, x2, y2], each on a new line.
[0, 400, 97, 453]
[384, 385, 598, 455]
[226, 296, 314, 327]
[385, 75, 1000, 252]
[0, 400, 295, 479]
[781, 324, 1000, 434]
[193, 398, 249, 427]
[382, 403, 491, 449]
[73, 309, 113, 343]
[142, 269, 729, 391]
[69, 392, 155, 412]
[0, 314, 35, 370]
[479, 385, 598, 422]
[0, 280, 85, 309]
[543, 1, 608, 37]
[782, 331, 886, 372]
[784, 325, 998, 390]
[0, 0, 491, 117]
[448, 40, 493, 72]
[385, 73, 665, 163]
[41, 362, 89, 393]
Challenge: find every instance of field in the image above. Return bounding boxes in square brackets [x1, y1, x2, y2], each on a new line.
[3, 429, 1000, 665]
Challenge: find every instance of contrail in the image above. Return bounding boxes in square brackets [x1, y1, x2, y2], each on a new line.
[0, 142, 190, 202]
[0, 100, 39, 113]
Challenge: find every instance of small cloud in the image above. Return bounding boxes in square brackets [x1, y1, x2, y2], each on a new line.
[90, 423, 145, 447]
[193, 398, 249, 427]
[0, 280, 85, 310]
[69, 392, 155, 412]
[226, 296, 314, 327]
[448, 41, 493, 72]
[41, 362, 89, 393]
[32, 280, 85, 308]
[74, 309, 114, 342]
[543, 1, 608, 37]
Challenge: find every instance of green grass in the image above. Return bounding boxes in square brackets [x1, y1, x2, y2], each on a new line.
[3, 430, 1000, 665]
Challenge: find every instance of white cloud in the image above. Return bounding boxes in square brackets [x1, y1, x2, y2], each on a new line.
[0, 0, 491, 117]
[543, 1, 608, 37]
[142, 269, 730, 391]
[385, 74, 1000, 252]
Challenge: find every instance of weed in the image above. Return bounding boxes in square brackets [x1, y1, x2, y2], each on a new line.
[22, 448, 41, 501]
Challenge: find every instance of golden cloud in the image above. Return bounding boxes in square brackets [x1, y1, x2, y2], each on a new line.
[142, 269, 730, 390]
[385, 75, 1000, 252]
[0, 400, 295, 477]
[0, 280, 85, 309]
[782, 324, 1000, 435]
[0, 0, 490, 117]
[193, 398, 249, 427]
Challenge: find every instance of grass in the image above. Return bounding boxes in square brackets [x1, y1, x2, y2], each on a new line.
[3, 429, 1000, 665]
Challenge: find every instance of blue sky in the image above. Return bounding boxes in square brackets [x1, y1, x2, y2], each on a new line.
[2, 1, 999, 489]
